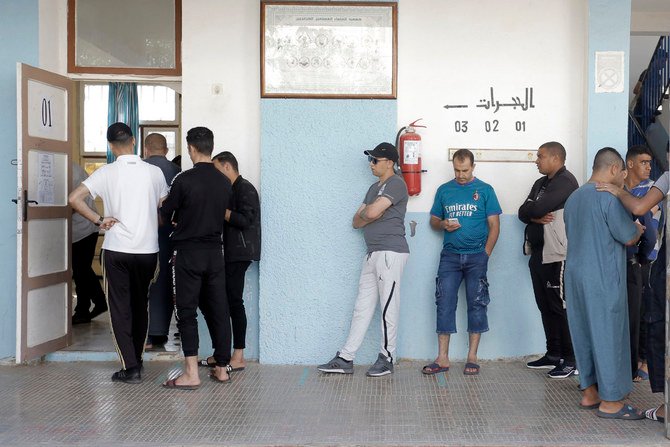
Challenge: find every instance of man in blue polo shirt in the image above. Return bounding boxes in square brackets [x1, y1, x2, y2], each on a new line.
[422, 149, 501, 376]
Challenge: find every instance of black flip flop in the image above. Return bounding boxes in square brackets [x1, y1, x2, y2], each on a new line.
[463, 362, 480, 375]
[197, 357, 216, 368]
[645, 405, 665, 423]
[597, 404, 644, 420]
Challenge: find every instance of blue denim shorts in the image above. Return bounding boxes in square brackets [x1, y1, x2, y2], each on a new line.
[435, 249, 490, 334]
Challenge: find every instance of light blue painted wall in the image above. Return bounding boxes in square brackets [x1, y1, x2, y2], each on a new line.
[258, 98, 545, 364]
[586, 0, 632, 166]
[259, 99, 397, 364]
[398, 213, 544, 362]
[0, 0, 39, 360]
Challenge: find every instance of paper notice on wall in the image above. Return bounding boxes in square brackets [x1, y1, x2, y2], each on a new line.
[37, 153, 55, 205]
[595, 51, 625, 93]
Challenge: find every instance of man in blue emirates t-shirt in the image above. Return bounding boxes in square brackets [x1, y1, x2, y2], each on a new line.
[422, 149, 502, 376]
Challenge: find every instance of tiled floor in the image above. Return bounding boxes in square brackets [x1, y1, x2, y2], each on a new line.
[0, 359, 667, 446]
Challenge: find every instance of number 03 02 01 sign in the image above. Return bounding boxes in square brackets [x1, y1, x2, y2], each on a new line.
[27, 80, 68, 142]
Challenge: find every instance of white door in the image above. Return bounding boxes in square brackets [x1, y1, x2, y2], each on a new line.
[16, 63, 74, 363]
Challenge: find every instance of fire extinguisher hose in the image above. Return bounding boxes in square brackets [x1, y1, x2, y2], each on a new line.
[395, 126, 406, 150]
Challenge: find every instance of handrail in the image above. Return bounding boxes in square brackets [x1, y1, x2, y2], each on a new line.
[641, 36, 669, 111]
[628, 35, 669, 179]
[629, 110, 650, 146]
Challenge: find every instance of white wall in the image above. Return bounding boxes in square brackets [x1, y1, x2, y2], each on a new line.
[181, 0, 260, 184]
[39, 0, 262, 186]
[39, 0, 67, 74]
[398, 0, 587, 213]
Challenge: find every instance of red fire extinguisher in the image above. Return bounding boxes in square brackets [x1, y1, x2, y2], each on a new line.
[396, 118, 427, 196]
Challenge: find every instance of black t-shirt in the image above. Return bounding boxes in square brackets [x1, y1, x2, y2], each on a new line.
[160, 162, 232, 249]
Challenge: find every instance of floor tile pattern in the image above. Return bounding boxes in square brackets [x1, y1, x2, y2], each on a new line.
[0, 360, 666, 446]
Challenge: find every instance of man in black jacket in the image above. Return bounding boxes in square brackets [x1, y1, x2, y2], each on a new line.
[194, 151, 261, 371]
[160, 127, 233, 389]
[518, 141, 579, 379]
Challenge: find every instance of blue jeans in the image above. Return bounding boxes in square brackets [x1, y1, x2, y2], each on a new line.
[435, 249, 490, 334]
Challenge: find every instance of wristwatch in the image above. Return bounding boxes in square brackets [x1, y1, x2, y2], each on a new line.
[95, 216, 104, 226]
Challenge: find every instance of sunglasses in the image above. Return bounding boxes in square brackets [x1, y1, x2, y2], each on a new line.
[368, 155, 389, 165]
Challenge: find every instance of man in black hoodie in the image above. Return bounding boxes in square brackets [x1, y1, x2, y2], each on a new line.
[518, 141, 579, 379]
[193, 151, 261, 371]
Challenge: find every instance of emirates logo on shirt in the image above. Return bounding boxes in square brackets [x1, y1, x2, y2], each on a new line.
[473, 191, 480, 201]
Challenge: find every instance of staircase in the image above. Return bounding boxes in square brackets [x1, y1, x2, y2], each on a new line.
[628, 35, 670, 179]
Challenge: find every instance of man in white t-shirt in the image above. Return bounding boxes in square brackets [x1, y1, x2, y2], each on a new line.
[69, 122, 168, 384]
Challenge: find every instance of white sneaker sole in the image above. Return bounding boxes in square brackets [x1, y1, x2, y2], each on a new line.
[317, 368, 353, 374]
[366, 370, 392, 377]
[548, 370, 579, 379]
[527, 364, 557, 370]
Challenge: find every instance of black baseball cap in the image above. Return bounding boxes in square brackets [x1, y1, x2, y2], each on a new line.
[106, 122, 133, 143]
[364, 142, 399, 163]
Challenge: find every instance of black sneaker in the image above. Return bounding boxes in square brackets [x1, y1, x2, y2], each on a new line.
[111, 367, 142, 384]
[72, 313, 91, 325]
[146, 335, 168, 348]
[89, 304, 108, 320]
[526, 355, 560, 369]
[548, 361, 578, 379]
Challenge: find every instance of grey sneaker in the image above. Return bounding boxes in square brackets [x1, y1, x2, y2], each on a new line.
[366, 353, 393, 377]
[317, 352, 353, 374]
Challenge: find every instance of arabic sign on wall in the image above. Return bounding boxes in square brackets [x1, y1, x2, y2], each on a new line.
[443, 86, 536, 136]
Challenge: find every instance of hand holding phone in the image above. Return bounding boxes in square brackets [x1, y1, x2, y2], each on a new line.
[445, 217, 461, 232]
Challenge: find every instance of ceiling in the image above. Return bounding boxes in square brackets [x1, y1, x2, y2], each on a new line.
[632, 0, 670, 13]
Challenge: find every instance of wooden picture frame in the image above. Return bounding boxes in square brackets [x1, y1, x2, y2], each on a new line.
[67, 0, 182, 76]
[261, 1, 397, 99]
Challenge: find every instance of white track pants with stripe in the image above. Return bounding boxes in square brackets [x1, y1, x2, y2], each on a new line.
[339, 251, 409, 362]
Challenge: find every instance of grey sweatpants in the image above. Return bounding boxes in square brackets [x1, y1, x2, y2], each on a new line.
[339, 251, 409, 362]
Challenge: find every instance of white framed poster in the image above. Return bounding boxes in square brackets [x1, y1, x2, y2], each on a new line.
[261, 1, 397, 99]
